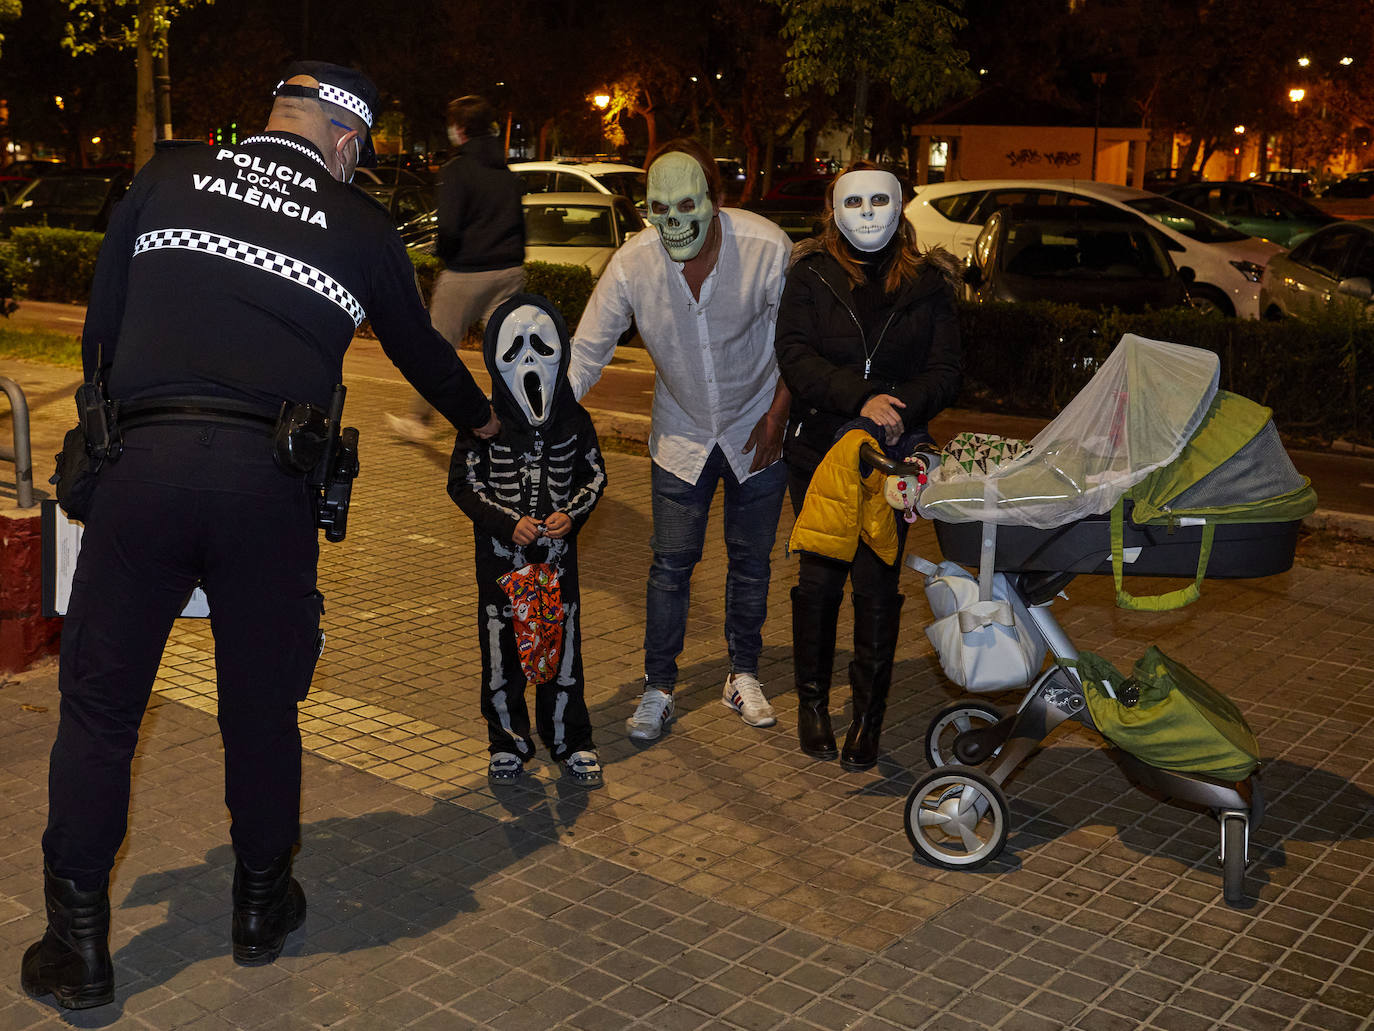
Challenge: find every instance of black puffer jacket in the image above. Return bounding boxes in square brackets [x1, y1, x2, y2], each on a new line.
[435, 134, 525, 272]
[774, 246, 963, 476]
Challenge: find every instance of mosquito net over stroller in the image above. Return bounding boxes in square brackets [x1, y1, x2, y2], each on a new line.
[918, 333, 1317, 609]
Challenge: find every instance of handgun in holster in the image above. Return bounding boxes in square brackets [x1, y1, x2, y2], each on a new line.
[309, 384, 360, 543]
[76, 379, 122, 462]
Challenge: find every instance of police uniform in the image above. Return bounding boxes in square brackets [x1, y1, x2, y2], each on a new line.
[41, 77, 493, 892]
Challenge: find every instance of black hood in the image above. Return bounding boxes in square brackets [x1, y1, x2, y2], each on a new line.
[482, 292, 576, 432]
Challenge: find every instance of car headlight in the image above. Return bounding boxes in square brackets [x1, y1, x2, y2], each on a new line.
[1229, 260, 1264, 283]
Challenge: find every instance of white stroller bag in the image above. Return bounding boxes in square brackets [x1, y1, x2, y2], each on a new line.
[908, 554, 1047, 692]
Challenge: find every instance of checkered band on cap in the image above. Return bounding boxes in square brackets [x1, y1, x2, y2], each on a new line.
[134, 229, 366, 327]
[316, 82, 372, 127]
[273, 79, 374, 127]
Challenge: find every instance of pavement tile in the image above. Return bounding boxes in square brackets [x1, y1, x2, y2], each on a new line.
[4, 367, 1374, 1030]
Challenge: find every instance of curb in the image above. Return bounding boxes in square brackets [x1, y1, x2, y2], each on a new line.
[1303, 509, 1374, 538]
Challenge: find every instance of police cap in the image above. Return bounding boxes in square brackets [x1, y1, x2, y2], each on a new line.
[274, 60, 379, 167]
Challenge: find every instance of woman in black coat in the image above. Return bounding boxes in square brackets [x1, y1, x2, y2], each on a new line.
[774, 161, 963, 770]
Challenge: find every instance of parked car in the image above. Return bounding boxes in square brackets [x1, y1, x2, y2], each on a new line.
[1258, 220, 1374, 320]
[400, 192, 644, 279]
[511, 159, 646, 214]
[522, 192, 644, 277]
[1322, 170, 1374, 199]
[354, 165, 431, 188]
[963, 205, 1189, 312]
[904, 178, 1284, 317]
[741, 174, 832, 242]
[1260, 169, 1319, 197]
[0, 167, 132, 235]
[1162, 181, 1336, 247]
[358, 181, 436, 231]
[3, 159, 65, 178]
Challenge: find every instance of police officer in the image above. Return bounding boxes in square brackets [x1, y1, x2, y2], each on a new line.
[21, 62, 499, 1010]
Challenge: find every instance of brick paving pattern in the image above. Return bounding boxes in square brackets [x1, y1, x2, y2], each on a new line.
[2, 368, 1372, 1029]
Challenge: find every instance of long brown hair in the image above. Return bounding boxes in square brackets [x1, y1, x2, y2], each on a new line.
[803, 161, 925, 293]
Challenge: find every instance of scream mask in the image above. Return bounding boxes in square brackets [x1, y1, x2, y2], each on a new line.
[646, 152, 714, 261]
[494, 303, 562, 427]
[833, 170, 902, 253]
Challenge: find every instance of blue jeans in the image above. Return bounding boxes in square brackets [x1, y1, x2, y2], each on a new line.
[644, 447, 788, 688]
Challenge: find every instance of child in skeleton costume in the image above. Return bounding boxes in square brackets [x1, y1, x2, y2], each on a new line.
[448, 294, 607, 784]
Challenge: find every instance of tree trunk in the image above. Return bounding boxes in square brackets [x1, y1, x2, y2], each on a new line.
[850, 70, 869, 163]
[155, 36, 172, 141]
[134, 0, 157, 170]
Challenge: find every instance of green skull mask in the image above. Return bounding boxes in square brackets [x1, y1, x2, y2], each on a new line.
[646, 152, 714, 261]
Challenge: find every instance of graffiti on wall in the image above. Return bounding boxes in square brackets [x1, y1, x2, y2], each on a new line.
[1005, 149, 1082, 168]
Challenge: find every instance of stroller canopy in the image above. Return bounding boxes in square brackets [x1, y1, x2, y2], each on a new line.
[920, 334, 1222, 529]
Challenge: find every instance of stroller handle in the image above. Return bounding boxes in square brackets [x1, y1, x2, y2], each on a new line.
[858, 442, 937, 477]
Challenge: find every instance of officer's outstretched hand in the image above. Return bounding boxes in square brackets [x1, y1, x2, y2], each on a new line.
[512, 516, 542, 546]
[474, 410, 501, 439]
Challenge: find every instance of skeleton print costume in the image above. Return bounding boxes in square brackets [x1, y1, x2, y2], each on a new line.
[448, 294, 606, 765]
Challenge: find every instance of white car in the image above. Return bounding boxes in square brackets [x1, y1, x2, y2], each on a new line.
[904, 179, 1285, 318]
[1258, 220, 1374, 320]
[510, 160, 646, 215]
[522, 192, 645, 278]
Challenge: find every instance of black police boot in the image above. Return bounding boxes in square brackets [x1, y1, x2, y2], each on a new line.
[231, 850, 306, 966]
[840, 594, 904, 772]
[21, 865, 115, 1010]
[792, 586, 842, 760]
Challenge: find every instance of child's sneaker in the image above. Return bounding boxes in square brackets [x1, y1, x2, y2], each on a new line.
[722, 672, 776, 728]
[626, 688, 675, 741]
[563, 750, 603, 787]
[488, 752, 524, 781]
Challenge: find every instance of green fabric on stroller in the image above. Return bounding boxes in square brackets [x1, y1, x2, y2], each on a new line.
[1076, 647, 1261, 782]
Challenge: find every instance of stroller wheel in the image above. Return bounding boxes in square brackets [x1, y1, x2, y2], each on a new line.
[905, 765, 1009, 870]
[926, 701, 1004, 769]
[1219, 812, 1250, 907]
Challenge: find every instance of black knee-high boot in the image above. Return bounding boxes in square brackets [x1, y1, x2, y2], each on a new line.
[232, 850, 306, 966]
[792, 586, 842, 760]
[21, 865, 115, 1010]
[841, 593, 904, 772]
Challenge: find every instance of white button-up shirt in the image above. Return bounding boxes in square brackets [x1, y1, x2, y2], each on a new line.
[568, 208, 791, 484]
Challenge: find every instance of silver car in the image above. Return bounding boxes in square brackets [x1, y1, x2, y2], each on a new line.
[1258, 220, 1374, 320]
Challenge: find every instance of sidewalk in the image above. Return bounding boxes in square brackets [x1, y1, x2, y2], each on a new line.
[2, 361, 1374, 1030]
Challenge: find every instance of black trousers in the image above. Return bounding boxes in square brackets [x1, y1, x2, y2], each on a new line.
[43, 424, 322, 888]
[474, 539, 593, 761]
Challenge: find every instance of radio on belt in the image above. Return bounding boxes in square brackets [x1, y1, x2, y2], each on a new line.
[309, 384, 359, 543]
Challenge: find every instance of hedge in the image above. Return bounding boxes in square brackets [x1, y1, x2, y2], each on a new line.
[3, 226, 1369, 444]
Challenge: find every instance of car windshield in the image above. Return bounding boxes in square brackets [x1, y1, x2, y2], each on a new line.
[16, 175, 116, 213]
[591, 171, 646, 208]
[1003, 222, 1172, 279]
[525, 204, 616, 247]
[1124, 195, 1249, 243]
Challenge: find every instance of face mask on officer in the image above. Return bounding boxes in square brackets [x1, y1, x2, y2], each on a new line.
[646, 152, 714, 262]
[495, 304, 562, 427]
[833, 170, 902, 252]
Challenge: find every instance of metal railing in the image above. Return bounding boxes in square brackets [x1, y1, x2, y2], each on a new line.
[0, 376, 35, 508]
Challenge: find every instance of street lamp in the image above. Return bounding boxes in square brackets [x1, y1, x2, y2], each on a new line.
[1090, 71, 1106, 181]
[1288, 88, 1305, 171]
[593, 94, 610, 111]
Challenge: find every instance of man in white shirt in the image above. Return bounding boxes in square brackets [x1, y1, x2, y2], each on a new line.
[568, 138, 792, 742]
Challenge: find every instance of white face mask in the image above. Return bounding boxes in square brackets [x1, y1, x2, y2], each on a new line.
[494, 304, 562, 426]
[833, 170, 902, 252]
[447, 125, 463, 148]
[646, 152, 714, 261]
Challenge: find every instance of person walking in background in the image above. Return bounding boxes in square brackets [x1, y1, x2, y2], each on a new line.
[567, 138, 793, 743]
[774, 162, 962, 771]
[21, 61, 499, 1010]
[387, 94, 524, 442]
[448, 293, 608, 786]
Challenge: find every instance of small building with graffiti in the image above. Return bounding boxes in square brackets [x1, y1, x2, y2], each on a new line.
[910, 89, 1150, 189]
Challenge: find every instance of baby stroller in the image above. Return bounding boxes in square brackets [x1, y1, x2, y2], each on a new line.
[886, 335, 1316, 906]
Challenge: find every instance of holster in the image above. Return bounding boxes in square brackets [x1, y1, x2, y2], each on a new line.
[49, 380, 120, 520]
[306, 385, 360, 543]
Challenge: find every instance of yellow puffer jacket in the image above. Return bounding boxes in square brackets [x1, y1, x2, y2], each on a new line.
[789, 429, 900, 565]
